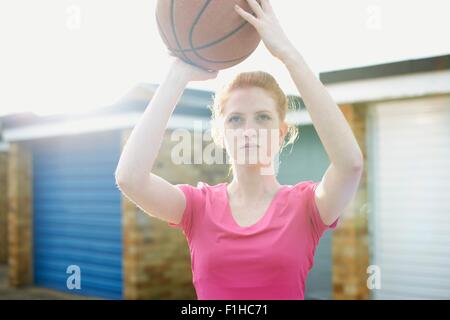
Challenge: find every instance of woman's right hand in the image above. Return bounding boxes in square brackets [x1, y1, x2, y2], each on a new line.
[168, 53, 219, 83]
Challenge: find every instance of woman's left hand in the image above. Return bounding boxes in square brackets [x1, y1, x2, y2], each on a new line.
[234, 0, 295, 62]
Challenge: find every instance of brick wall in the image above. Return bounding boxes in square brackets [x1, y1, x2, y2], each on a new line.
[332, 104, 370, 300]
[0, 152, 8, 263]
[121, 128, 229, 299]
[7, 143, 33, 286]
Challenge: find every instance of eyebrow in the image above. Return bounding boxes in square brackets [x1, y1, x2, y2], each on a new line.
[227, 110, 273, 116]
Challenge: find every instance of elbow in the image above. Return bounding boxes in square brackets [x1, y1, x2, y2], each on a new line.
[115, 169, 131, 190]
[335, 154, 364, 172]
[352, 154, 364, 171]
[343, 152, 364, 172]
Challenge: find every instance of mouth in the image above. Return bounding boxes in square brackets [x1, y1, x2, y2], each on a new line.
[241, 144, 259, 149]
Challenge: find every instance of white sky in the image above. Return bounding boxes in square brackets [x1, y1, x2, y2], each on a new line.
[0, 0, 449, 117]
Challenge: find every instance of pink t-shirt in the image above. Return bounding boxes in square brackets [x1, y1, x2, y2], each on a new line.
[168, 180, 339, 300]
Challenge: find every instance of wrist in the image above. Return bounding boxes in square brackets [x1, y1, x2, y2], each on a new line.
[166, 66, 190, 86]
[280, 47, 302, 67]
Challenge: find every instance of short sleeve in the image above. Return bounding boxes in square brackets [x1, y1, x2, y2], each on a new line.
[304, 180, 339, 241]
[168, 182, 205, 239]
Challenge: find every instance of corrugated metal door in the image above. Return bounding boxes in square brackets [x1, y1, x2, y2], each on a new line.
[368, 95, 450, 299]
[278, 125, 334, 300]
[32, 131, 123, 299]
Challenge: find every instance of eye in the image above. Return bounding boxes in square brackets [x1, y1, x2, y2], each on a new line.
[257, 113, 272, 121]
[228, 115, 242, 124]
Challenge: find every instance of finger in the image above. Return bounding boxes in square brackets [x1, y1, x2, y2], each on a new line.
[234, 4, 258, 26]
[260, 0, 274, 13]
[245, 0, 264, 18]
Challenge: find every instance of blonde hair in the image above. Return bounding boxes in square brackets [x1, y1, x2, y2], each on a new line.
[208, 71, 300, 176]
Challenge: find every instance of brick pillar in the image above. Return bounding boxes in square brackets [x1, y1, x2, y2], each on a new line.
[7, 143, 33, 286]
[120, 127, 198, 299]
[121, 128, 149, 299]
[120, 128, 229, 299]
[332, 104, 370, 300]
[122, 197, 197, 299]
[0, 152, 8, 263]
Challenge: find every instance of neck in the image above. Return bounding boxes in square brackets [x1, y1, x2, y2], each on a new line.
[228, 163, 281, 201]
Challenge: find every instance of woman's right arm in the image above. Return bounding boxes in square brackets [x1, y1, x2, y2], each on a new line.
[115, 58, 218, 225]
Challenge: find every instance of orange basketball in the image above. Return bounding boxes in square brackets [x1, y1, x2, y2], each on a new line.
[155, 0, 262, 71]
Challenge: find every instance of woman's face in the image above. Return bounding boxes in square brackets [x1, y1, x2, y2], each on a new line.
[220, 87, 287, 166]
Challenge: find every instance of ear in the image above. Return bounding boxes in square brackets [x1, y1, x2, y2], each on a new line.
[279, 122, 288, 144]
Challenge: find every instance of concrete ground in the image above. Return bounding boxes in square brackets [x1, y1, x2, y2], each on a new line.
[0, 264, 100, 300]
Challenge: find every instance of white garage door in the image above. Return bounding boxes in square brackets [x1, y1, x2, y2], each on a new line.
[368, 95, 450, 299]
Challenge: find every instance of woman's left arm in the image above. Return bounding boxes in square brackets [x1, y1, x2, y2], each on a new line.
[236, 0, 364, 226]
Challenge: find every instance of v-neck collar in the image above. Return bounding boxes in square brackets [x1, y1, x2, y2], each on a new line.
[222, 182, 288, 230]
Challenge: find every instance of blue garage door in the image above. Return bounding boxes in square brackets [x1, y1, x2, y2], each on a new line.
[32, 131, 123, 299]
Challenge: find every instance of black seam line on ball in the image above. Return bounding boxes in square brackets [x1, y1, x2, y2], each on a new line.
[171, 0, 195, 65]
[188, 0, 256, 64]
[169, 21, 248, 53]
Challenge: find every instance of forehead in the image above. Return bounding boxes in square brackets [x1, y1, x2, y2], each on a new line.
[223, 87, 277, 114]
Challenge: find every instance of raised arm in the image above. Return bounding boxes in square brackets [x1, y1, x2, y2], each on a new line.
[115, 58, 218, 224]
[235, 0, 364, 226]
[282, 50, 363, 226]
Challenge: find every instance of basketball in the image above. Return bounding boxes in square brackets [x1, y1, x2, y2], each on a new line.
[155, 0, 262, 71]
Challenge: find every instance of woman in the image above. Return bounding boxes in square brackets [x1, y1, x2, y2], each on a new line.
[115, 0, 363, 300]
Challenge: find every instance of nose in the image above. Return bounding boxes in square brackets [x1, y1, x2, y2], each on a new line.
[242, 124, 257, 140]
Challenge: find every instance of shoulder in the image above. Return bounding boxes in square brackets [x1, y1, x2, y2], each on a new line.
[176, 181, 225, 199]
[286, 180, 319, 197]
[169, 181, 225, 233]
[288, 180, 339, 235]
[284, 180, 320, 214]
[178, 181, 224, 191]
